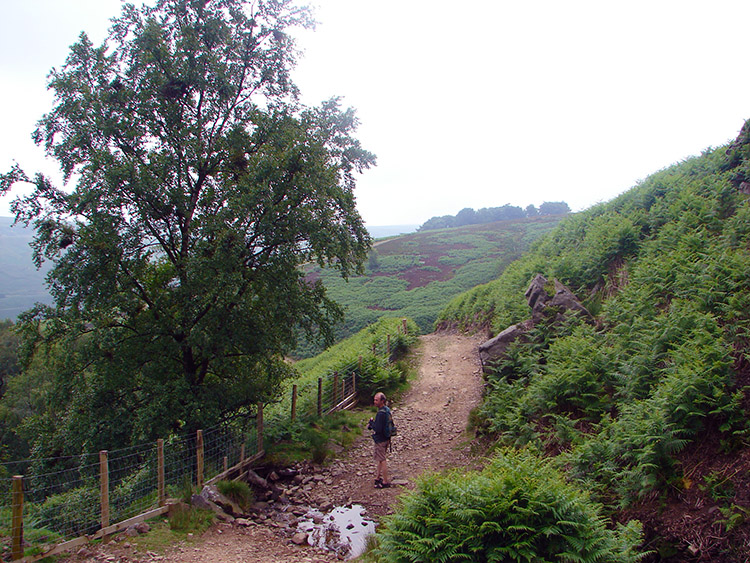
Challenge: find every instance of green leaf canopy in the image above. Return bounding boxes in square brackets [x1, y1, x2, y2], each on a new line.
[1, 0, 374, 445]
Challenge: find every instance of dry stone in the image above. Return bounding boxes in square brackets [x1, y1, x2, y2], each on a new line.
[201, 484, 244, 516]
[525, 273, 549, 313]
[291, 532, 309, 545]
[478, 319, 533, 367]
[547, 279, 593, 320]
[191, 493, 235, 522]
[479, 274, 593, 369]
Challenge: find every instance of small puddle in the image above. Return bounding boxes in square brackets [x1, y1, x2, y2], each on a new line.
[296, 504, 376, 559]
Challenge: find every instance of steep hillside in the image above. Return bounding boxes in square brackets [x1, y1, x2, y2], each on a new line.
[436, 121, 750, 561]
[297, 215, 562, 357]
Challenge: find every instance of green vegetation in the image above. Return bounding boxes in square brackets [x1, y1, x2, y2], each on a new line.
[0, 0, 374, 459]
[296, 216, 562, 357]
[35, 486, 101, 536]
[0, 320, 20, 397]
[0, 0, 747, 555]
[167, 506, 214, 534]
[0, 503, 63, 557]
[0, 316, 419, 555]
[0, 320, 27, 465]
[264, 410, 370, 466]
[417, 124, 750, 558]
[264, 316, 418, 465]
[371, 448, 645, 563]
[216, 480, 254, 511]
[293, 316, 418, 398]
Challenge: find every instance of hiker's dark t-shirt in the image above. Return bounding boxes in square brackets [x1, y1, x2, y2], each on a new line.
[372, 406, 390, 443]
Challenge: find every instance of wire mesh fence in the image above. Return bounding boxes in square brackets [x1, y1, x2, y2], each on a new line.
[265, 322, 411, 430]
[0, 416, 264, 560]
[0, 321, 412, 560]
[263, 358, 360, 439]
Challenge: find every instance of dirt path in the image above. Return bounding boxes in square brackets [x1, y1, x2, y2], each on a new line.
[311, 331, 486, 519]
[68, 331, 485, 562]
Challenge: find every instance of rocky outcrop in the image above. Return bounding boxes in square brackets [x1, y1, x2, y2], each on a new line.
[524, 274, 549, 314]
[479, 274, 593, 370]
[526, 274, 593, 322]
[478, 320, 533, 367]
[201, 484, 245, 517]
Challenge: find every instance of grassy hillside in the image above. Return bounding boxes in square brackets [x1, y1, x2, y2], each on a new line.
[296, 215, 562, 357]
[428, 123, 750, 560]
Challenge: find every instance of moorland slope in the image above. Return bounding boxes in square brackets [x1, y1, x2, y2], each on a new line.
[296, 215, 562, 357]
[435, 121, 750, 561]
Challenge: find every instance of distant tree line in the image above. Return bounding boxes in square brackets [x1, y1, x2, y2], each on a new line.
[418, 201, 570, 231]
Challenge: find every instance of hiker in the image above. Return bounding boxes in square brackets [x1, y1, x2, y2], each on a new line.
[368, 391, 391, 488]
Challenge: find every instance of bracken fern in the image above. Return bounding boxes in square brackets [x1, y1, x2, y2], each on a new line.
[373, 448, 646, 563]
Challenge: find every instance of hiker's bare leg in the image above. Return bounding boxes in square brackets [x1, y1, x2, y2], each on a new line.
[378, 460, 388, 484]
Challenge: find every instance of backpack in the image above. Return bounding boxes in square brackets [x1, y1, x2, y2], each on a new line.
[384, 406, 397, 439]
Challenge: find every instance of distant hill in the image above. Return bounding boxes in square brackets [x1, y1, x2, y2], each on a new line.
[295, 215, 563, 357]
[0, 217, 52, 321]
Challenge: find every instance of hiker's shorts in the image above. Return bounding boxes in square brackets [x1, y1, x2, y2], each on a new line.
[374, 440, 389, 462]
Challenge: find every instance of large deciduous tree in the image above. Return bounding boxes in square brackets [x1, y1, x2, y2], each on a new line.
[0, 0, 374, 448]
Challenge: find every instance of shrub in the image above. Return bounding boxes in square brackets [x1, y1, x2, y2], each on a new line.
[35, 485, 100, 537]
[521, 324, 615, 421]
[301, 427, 329, 464]
[374, 448, 646, 563]
[354, 354, 402, 402]
[168, 504, 214, 532]
[264, 410, 368, 466]
[436, 144, 750, 512]
[110, 459, 158, 522]
[216, 480, 254, 510]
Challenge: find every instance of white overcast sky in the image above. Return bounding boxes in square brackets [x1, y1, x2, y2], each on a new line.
[1, 0, 749, 226]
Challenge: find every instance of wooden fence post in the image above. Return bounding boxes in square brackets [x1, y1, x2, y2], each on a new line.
[11, 475, 23, 561]
[157, 439, 165, 507]
[387, 334, 391, 356]
[402, 318, 408, 334]
[352, 370, 357, 396]
[100, 450, 110, 532]
[257, 403, 264, 453]
[240, 443, 246, 465]
[291, 384, 298, 421]
[317, 378, 323, 417]
[196, 430, 204, 489]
